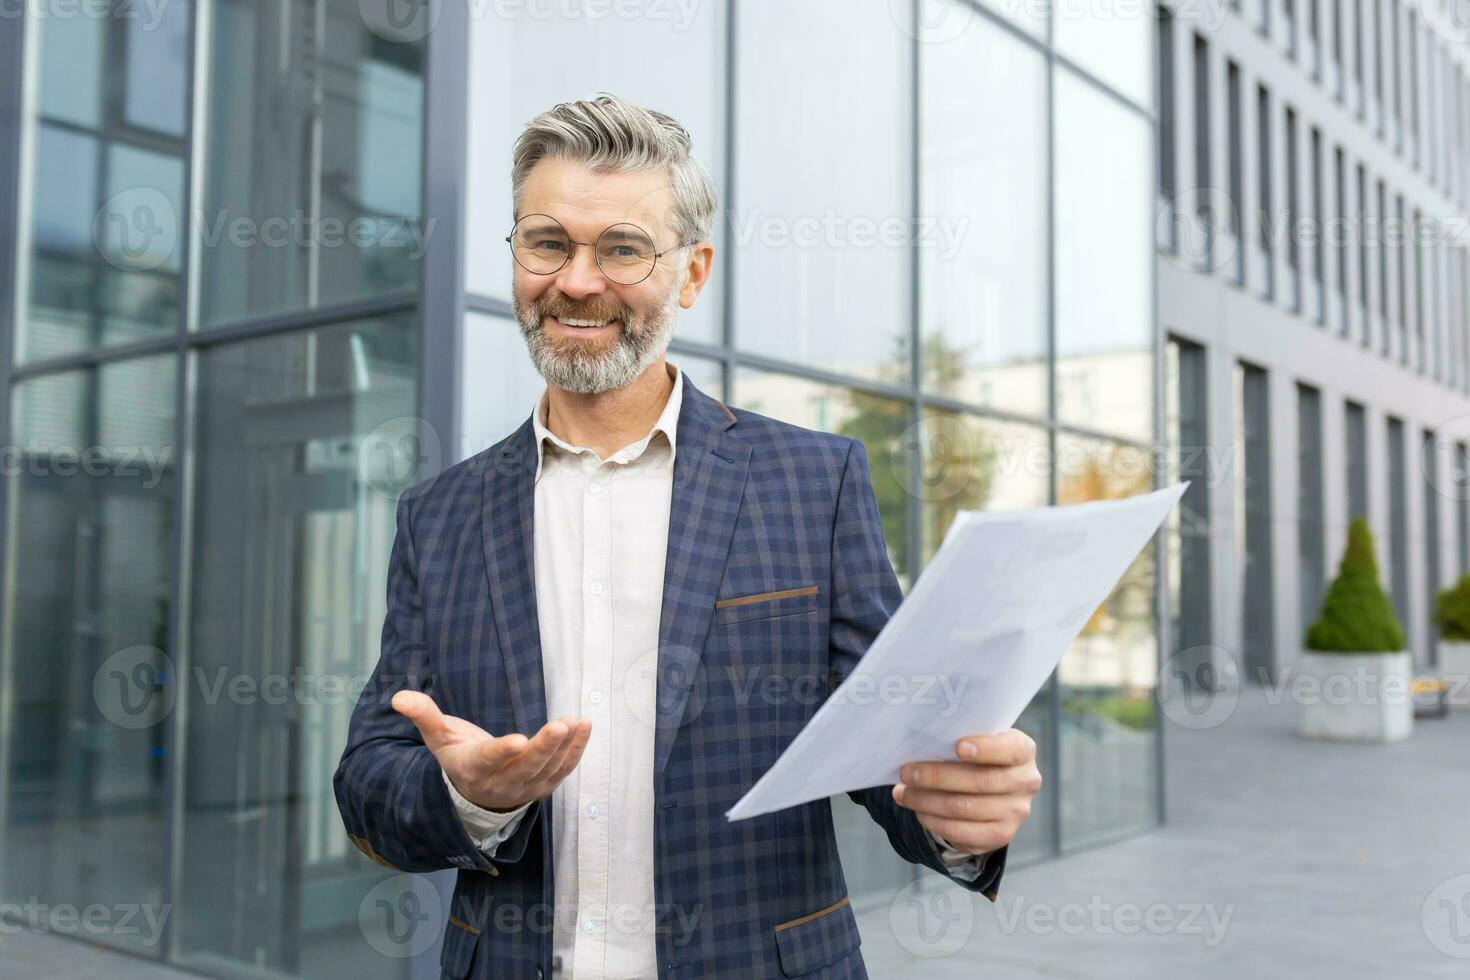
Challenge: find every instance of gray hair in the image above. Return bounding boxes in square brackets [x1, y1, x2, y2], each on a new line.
[511, 92, 719, 249]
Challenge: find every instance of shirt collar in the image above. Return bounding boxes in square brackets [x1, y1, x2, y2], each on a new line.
[530, 362, 684, 481]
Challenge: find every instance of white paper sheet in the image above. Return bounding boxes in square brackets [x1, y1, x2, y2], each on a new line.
[726, 481, 1189, 822]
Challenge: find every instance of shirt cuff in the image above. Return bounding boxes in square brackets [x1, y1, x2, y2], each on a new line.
[925, 827, 989, 882]
[442, 770, 532, 852]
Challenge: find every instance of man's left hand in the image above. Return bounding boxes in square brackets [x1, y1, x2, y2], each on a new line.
[891, 729, 1042, 857]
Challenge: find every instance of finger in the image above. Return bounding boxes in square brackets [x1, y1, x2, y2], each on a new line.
[893, 784, 1021, 822]
[912, 812, 1011, 854]
[522, 716, 580, 781]
[544, 717, 593, 783]
[956, 729, 1034, 767]
[899, 761, 1034, 794]
[495, 716, 573, 779]
[392, 691, 451, 748]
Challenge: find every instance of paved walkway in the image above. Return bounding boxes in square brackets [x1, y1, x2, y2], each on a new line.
[6, 686, 1467, 978]
[859, 684, 1470, 978]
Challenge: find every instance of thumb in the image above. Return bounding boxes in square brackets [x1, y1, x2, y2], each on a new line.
[392, 690, 450, 748]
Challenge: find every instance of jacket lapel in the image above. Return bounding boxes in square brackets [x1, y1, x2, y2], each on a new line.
[481, 419, 549, 738]
[479, 378, 749, 776]
[653, 377, 750, 779]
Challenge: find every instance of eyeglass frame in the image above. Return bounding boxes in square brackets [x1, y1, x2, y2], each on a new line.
[505, 213, 697, 286]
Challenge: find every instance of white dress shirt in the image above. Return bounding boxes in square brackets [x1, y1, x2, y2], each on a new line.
[444, 362, 986, 978]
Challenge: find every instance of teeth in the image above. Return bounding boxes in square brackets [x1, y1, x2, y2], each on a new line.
[559, 317, 613, 327]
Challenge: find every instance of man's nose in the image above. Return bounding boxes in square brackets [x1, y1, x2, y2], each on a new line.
[554, 242, 608, 298]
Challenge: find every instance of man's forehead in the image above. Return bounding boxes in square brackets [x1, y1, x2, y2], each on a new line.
[520, 157, 673, 235]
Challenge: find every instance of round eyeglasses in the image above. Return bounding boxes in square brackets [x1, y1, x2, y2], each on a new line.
[506, 214, 695, 286]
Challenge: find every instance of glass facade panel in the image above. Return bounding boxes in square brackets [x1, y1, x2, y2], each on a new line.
[1054, 69, 1154, 442]
[1298, 384, 1326, 635]
[463, 2, 725, 344]
[733, 0, 913, 381]
[919, 13, 1048, 419]
[1165, 338, 1214, 689]
[22, 0, 190, 363]
[176, 315, 418, 977]
[1054, 0, 1153, 106]
[1235, 362, 1276, 683]
[1055, 434, 1161, 848]
[1, 356, 177, 958]
[198, 0, 424, 326]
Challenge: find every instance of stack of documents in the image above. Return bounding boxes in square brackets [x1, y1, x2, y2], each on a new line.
[727, 481, 1189, 821]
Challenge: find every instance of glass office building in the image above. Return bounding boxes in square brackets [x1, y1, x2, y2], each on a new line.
[0, 1, 1160, 975]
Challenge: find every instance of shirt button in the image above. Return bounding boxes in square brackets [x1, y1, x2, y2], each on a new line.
[587, 803, 600, 818]
[588, 690, 603, 704]
[589, 482, 603, 495]
[583, 920, 597, 935]
[590, 581, 604, 596]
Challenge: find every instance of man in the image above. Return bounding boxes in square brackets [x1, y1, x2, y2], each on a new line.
[334, 93, 1042, 980]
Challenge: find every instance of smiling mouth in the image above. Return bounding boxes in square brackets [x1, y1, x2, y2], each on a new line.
[548, 314, 622, 331]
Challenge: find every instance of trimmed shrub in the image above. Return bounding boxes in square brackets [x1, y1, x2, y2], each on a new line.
[1434, 573, 1470, 642]
[1304, 517, 1405, 653]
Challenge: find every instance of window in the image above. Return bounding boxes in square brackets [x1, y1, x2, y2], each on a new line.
[1227, 59, 1244, 281]
[1390, 0, 1401, 138]
[1336, 147, 1349, 331]
[1386, 416, 1410, 638]
[1311, 127, 1326, 321]
[1236, 362, 1276, 683]
[1198, 37, 1216, 260]
[1345, 400, 1370, 521]
[1298, 384, 1326, 637]
[1425, 430, 1442, 664]
[1166, 338, 1213, 684]
[1376, 178, 1388, 334]
[1458, 441, 1470, 573]
[1159, 8, 1177, 209]
[1258, 85, 1274, 298]
[1286, 106, 1301, 310]
[1409, 13, 1420, 157]
[1397, 193, 1408, 361]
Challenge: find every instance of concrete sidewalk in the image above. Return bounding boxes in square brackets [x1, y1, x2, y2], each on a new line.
[6, 684, 1467, 978]
[859, 683, 1470, 979]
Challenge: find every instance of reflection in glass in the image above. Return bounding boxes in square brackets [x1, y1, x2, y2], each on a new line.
[917, 411, 1055, 862]
[734, 0, 912, 379]
[1054, 0, 1154, 105]
[732, 369, 915, 898]
[177, 316, 418, 977]
[2, 357, 177, 957]
[200, 0, 424, 326]
[1054, 70, 1155, 442]
[1055, 434, 1160, 848]
[919, 14, 1048, 420]
[463, 0, 724, 343]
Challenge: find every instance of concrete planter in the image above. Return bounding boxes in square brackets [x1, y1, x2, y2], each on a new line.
[1439, 640, 1470, 709]
[1297, 650, 1414, 742]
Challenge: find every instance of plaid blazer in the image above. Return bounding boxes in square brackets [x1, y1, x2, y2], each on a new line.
[334, 375, 1006, 979]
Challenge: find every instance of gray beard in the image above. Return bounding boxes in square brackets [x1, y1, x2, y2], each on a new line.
[513, 276, 681, 395]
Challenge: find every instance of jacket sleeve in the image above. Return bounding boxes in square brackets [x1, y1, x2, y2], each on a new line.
[333, 489, 540, 874]
[829, 438, 1007, 900]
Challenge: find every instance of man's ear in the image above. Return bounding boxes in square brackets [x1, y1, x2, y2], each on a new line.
[678, 242, 715, 309]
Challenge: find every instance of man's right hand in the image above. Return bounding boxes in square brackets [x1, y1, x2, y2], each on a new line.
[392, 690, 592, 813]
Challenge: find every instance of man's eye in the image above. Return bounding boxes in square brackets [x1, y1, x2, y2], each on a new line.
[533, 239, 567, 253]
